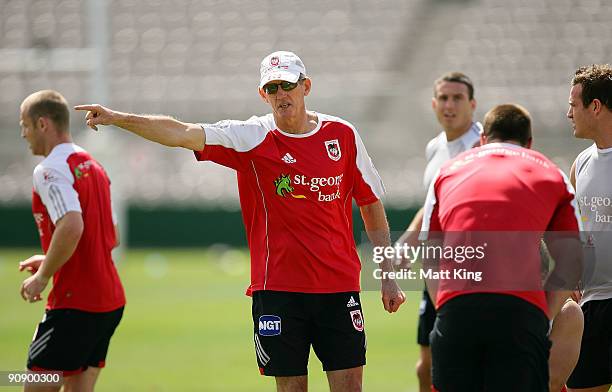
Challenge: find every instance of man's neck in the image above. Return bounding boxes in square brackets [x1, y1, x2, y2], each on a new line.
[43, 135, 72, 157]
[486, 139, 524, 147]
[275, 110, 317, 135]
[444, 121, 473, 142]
[593, 121, 612, 149]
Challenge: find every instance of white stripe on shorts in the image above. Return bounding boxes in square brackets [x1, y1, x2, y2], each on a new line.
[254, 334, 270, 366]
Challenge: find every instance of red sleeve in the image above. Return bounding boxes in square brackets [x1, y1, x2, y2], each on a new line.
[548, 191, 580, 232]
[194, 144, 248, 172]
[428, 202, 442, 232]
[547, 171, 581, 232]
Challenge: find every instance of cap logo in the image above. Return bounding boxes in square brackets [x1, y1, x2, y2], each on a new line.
[270, 56, 280, 66]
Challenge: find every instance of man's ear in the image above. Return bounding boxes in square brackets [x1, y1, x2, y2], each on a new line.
[37, 116, 48, 132]
[258, 88, 269, 103]
[480, 133, 487, 146]
[303, 78, 312, 97]
[592, 99, 602, 116]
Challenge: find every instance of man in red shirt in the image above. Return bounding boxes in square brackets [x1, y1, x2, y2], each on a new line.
[19, 90, 125, 392]
[75, 51, 405, 391]
[421, 104, 582, 391]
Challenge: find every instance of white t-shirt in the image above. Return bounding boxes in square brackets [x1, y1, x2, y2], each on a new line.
[422, 122, 482, 190]
[575, 143, 612, 304]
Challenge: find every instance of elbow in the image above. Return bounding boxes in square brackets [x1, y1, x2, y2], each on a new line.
[60, 212, 84, 244]
[360, 199, 383, 215]
[71, 217, 85, 243]
[181, 123, 205, 151]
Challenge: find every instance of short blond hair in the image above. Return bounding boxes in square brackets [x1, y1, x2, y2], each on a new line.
[22, 90, 70, 132]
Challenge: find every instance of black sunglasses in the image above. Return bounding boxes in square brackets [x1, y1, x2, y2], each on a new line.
[262, 80, 301, 94]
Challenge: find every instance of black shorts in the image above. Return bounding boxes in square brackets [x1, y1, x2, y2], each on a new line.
[417, 288, 436, 346]
[252, 291, 366, 376]
[567, 298, 612, 389]
[27, 307, 124, 375]
[431, 294, 550, 392]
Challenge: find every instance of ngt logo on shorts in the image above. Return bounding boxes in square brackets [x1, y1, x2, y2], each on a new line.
[258, 315, 282, 336]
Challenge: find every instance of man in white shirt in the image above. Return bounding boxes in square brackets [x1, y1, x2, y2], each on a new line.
[397, 72, 481, 392]
[566, 64, 612, 392]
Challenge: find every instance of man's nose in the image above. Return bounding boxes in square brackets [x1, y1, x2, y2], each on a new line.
[275, 87, 290, 98]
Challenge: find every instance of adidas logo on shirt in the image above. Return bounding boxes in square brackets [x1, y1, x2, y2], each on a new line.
[347, 296, 359, 307]
[282, 153, 296, 164]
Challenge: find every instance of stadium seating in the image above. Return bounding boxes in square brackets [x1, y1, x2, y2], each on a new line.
[0, 0, 609, 206]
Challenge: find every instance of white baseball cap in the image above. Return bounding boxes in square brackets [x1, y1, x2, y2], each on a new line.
[259, 51, 306, 88]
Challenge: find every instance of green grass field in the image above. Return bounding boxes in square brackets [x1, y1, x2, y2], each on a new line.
[0, 248, 420, 391]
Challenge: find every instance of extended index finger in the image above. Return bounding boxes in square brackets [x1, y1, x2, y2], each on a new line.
[74, 105, 97, 111]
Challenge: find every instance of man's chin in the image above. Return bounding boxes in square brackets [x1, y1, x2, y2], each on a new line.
[28, 145, 42, 155]
[275, 109, 296, 118]
[572, 128, 587, 139]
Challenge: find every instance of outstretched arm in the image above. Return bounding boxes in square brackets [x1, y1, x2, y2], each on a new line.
[74, 104, 205, 151]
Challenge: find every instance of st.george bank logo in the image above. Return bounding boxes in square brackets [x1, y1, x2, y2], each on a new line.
[273, 174, 306, 199]
[273, 173, 344, 202]
[270, 56, 280, 66]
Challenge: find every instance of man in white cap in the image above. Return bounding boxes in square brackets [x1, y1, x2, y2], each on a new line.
[76, 51, 405, 391]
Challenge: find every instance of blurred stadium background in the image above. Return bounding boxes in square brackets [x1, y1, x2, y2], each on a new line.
[0, 0, 610, 390]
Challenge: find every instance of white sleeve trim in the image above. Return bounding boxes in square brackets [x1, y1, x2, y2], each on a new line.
[574, 144, 595, 177]
[200, 115, 271, 152]
[419, 169, 440, 241]
[348, 123, 385, 199]
[33, 164, 82, 225]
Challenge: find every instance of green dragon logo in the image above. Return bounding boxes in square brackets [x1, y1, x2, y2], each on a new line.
[274, 174, 306, 199]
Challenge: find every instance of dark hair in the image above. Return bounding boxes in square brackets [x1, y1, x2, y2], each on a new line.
[572, 64, 612, 110]
[23, 90, 70, 132]
[483, 104, 532, 147]
[434, 72, 475, 100]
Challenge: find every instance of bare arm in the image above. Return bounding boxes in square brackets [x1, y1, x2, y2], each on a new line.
[360, 200, 406, 313]
[74, 104, 205, 151]
[21, 211, 84, 302]
[544, 235, 582, 318]
[396, 206, 424, 245]
[395, 207, 424, 268]
[360, 200, 391, 247]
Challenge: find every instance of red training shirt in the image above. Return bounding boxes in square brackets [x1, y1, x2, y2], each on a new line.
[421, 143, 580, 316]
[32, 143, 125, 312]
[195, 113, 385, 295]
